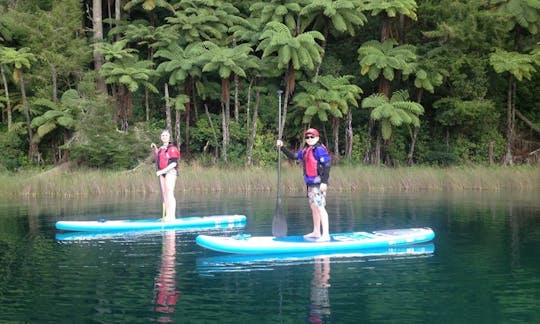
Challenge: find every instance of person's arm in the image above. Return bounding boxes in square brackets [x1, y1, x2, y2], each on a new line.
[316, 147, 331, 189]
[276, 140, 298, 160]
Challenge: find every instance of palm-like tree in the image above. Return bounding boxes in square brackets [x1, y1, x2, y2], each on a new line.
[0, 46, 13, 130]
[489, 48, 538, 165]
[257, 21, 325, 136]
[155, 42, 206, 150]
[294, 75, 362, 158]
[407, 58, 445, 165]
[488, 0, 540, 165]
[358, 39, 416, 95]
[364, 0, 417, 41]
[30, 90, 80, 163]
[99, 41, 158, 131]
[0, 46, 37, 159]
[249, 0, 308, 32]
[199, 41, 259, 161]
[358, 38, 416, 164]
[362, 89, 424, 165]
[300, 0, 367, 77]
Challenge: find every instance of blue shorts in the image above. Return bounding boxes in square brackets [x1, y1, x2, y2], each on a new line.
[307, 186, 326, 207]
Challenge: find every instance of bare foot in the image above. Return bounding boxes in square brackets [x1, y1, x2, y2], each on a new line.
[315, 235, 331, 242]
[303, 232, 321, 239]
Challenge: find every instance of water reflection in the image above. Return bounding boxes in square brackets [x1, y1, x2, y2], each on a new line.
[307, 257, 331, 324]
[153, 231, 180, 322]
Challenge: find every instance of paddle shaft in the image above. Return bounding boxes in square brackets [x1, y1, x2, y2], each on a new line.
[272, 90, 287, 237]
[276, 90, 282, 200]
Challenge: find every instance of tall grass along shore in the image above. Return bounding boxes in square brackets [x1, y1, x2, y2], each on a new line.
[0, 164, 538, 198]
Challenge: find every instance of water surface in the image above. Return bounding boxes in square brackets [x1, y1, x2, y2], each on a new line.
[0, 191, 538, 323]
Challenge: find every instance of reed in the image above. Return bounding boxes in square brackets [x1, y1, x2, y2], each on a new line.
[0, 164, 538, 198]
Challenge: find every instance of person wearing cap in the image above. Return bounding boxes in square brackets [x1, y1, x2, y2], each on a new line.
[276, 128, 332, 242]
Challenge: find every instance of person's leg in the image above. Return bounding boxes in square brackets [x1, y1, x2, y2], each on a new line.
[164, 172, 177, 221]
[316, 206, 330, 241]
[315, 189, 330, 242]
[304, 187, 322, 238]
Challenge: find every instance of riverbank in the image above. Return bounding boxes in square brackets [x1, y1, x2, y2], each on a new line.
[1, 164, 538, 198]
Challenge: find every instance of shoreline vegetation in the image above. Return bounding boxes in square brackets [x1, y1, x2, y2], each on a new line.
[0, 164, 539, 198]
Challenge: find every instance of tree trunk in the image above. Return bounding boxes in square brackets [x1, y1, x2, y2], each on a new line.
[407, 127, 419, 166]
[175, 108, 181, 152]
[164, 83, 172, 132]
[375, 123, 382, 166]
[184, 80, 192, 156]
[92, 0, 107, 93]
[221, 103, 228, 162]
[502, 75, 514, 165]
[117, 85, 131, 132]
[408, 89, 424, 166]
[246, 84, 260, 167]
[345, 109, 353, 159]
[332, 117, 340, 162]
[221, 78, 230, 162]
[1, 66, 12, 130]
[234, 73, 239, 122]
[363, 117, 373, 164]
[279, 65, 295, 138]
[204, 103, 219, 161]
[19, 73, 37, 160]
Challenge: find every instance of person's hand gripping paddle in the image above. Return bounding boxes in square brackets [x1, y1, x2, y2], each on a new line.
[272, 89, 287, 237]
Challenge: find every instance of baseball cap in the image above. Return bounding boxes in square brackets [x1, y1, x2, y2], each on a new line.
[304, 128, 320, 137]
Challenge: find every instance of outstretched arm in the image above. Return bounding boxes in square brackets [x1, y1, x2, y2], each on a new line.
[276, 140, 297, 160]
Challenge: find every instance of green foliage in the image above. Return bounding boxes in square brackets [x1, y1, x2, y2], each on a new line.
[0, 130, 27, 171]
[250, 132, 279, 167]
[30, 89, 79, 145]
[299, 0, 367, 36]
[69, 101, 150, 170]
[364, 0, 418, 20]
[257, 21, 325, 71]
[294, 74, 362, 124]
[489, 49, 537, 81]
[357, 39, 417, 81]
[362, 90, 424, 140]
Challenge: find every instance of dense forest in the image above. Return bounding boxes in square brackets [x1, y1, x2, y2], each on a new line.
[0, 0, 539, 171]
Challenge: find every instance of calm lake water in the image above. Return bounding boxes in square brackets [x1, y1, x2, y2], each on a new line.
[0, 190, 539, 323]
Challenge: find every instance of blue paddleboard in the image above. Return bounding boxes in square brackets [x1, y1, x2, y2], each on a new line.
[196, 227, 435, 255]
[56, 214, 247, 232]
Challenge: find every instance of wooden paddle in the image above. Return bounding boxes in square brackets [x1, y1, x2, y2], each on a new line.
[272, 89, 287, 237]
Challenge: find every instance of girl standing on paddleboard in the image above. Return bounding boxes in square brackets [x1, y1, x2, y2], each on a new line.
[277, 128, 332, 242]
[151, 130, 180, 222]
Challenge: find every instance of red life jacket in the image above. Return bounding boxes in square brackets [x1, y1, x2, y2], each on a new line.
[157, 144, 180, 170]
[303, 146, 318, 177]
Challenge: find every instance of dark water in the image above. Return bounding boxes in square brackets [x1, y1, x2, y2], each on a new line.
[0, 191, 539, 323]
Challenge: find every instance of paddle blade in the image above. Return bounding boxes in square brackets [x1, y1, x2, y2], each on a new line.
[272, 199, 287, 237]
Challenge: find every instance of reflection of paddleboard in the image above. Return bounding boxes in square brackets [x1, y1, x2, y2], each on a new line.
[196, 227, 435, 255]
[197, 243, 435, 273]
[56, 214, 247, 232]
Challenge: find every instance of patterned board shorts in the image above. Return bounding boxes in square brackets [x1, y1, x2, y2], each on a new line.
[307, 186, 326, 207]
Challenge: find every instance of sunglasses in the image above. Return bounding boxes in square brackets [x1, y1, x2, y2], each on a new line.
[305, 135, 316, 139]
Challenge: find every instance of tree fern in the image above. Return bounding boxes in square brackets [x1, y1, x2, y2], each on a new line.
[489, 48, 537, 81]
